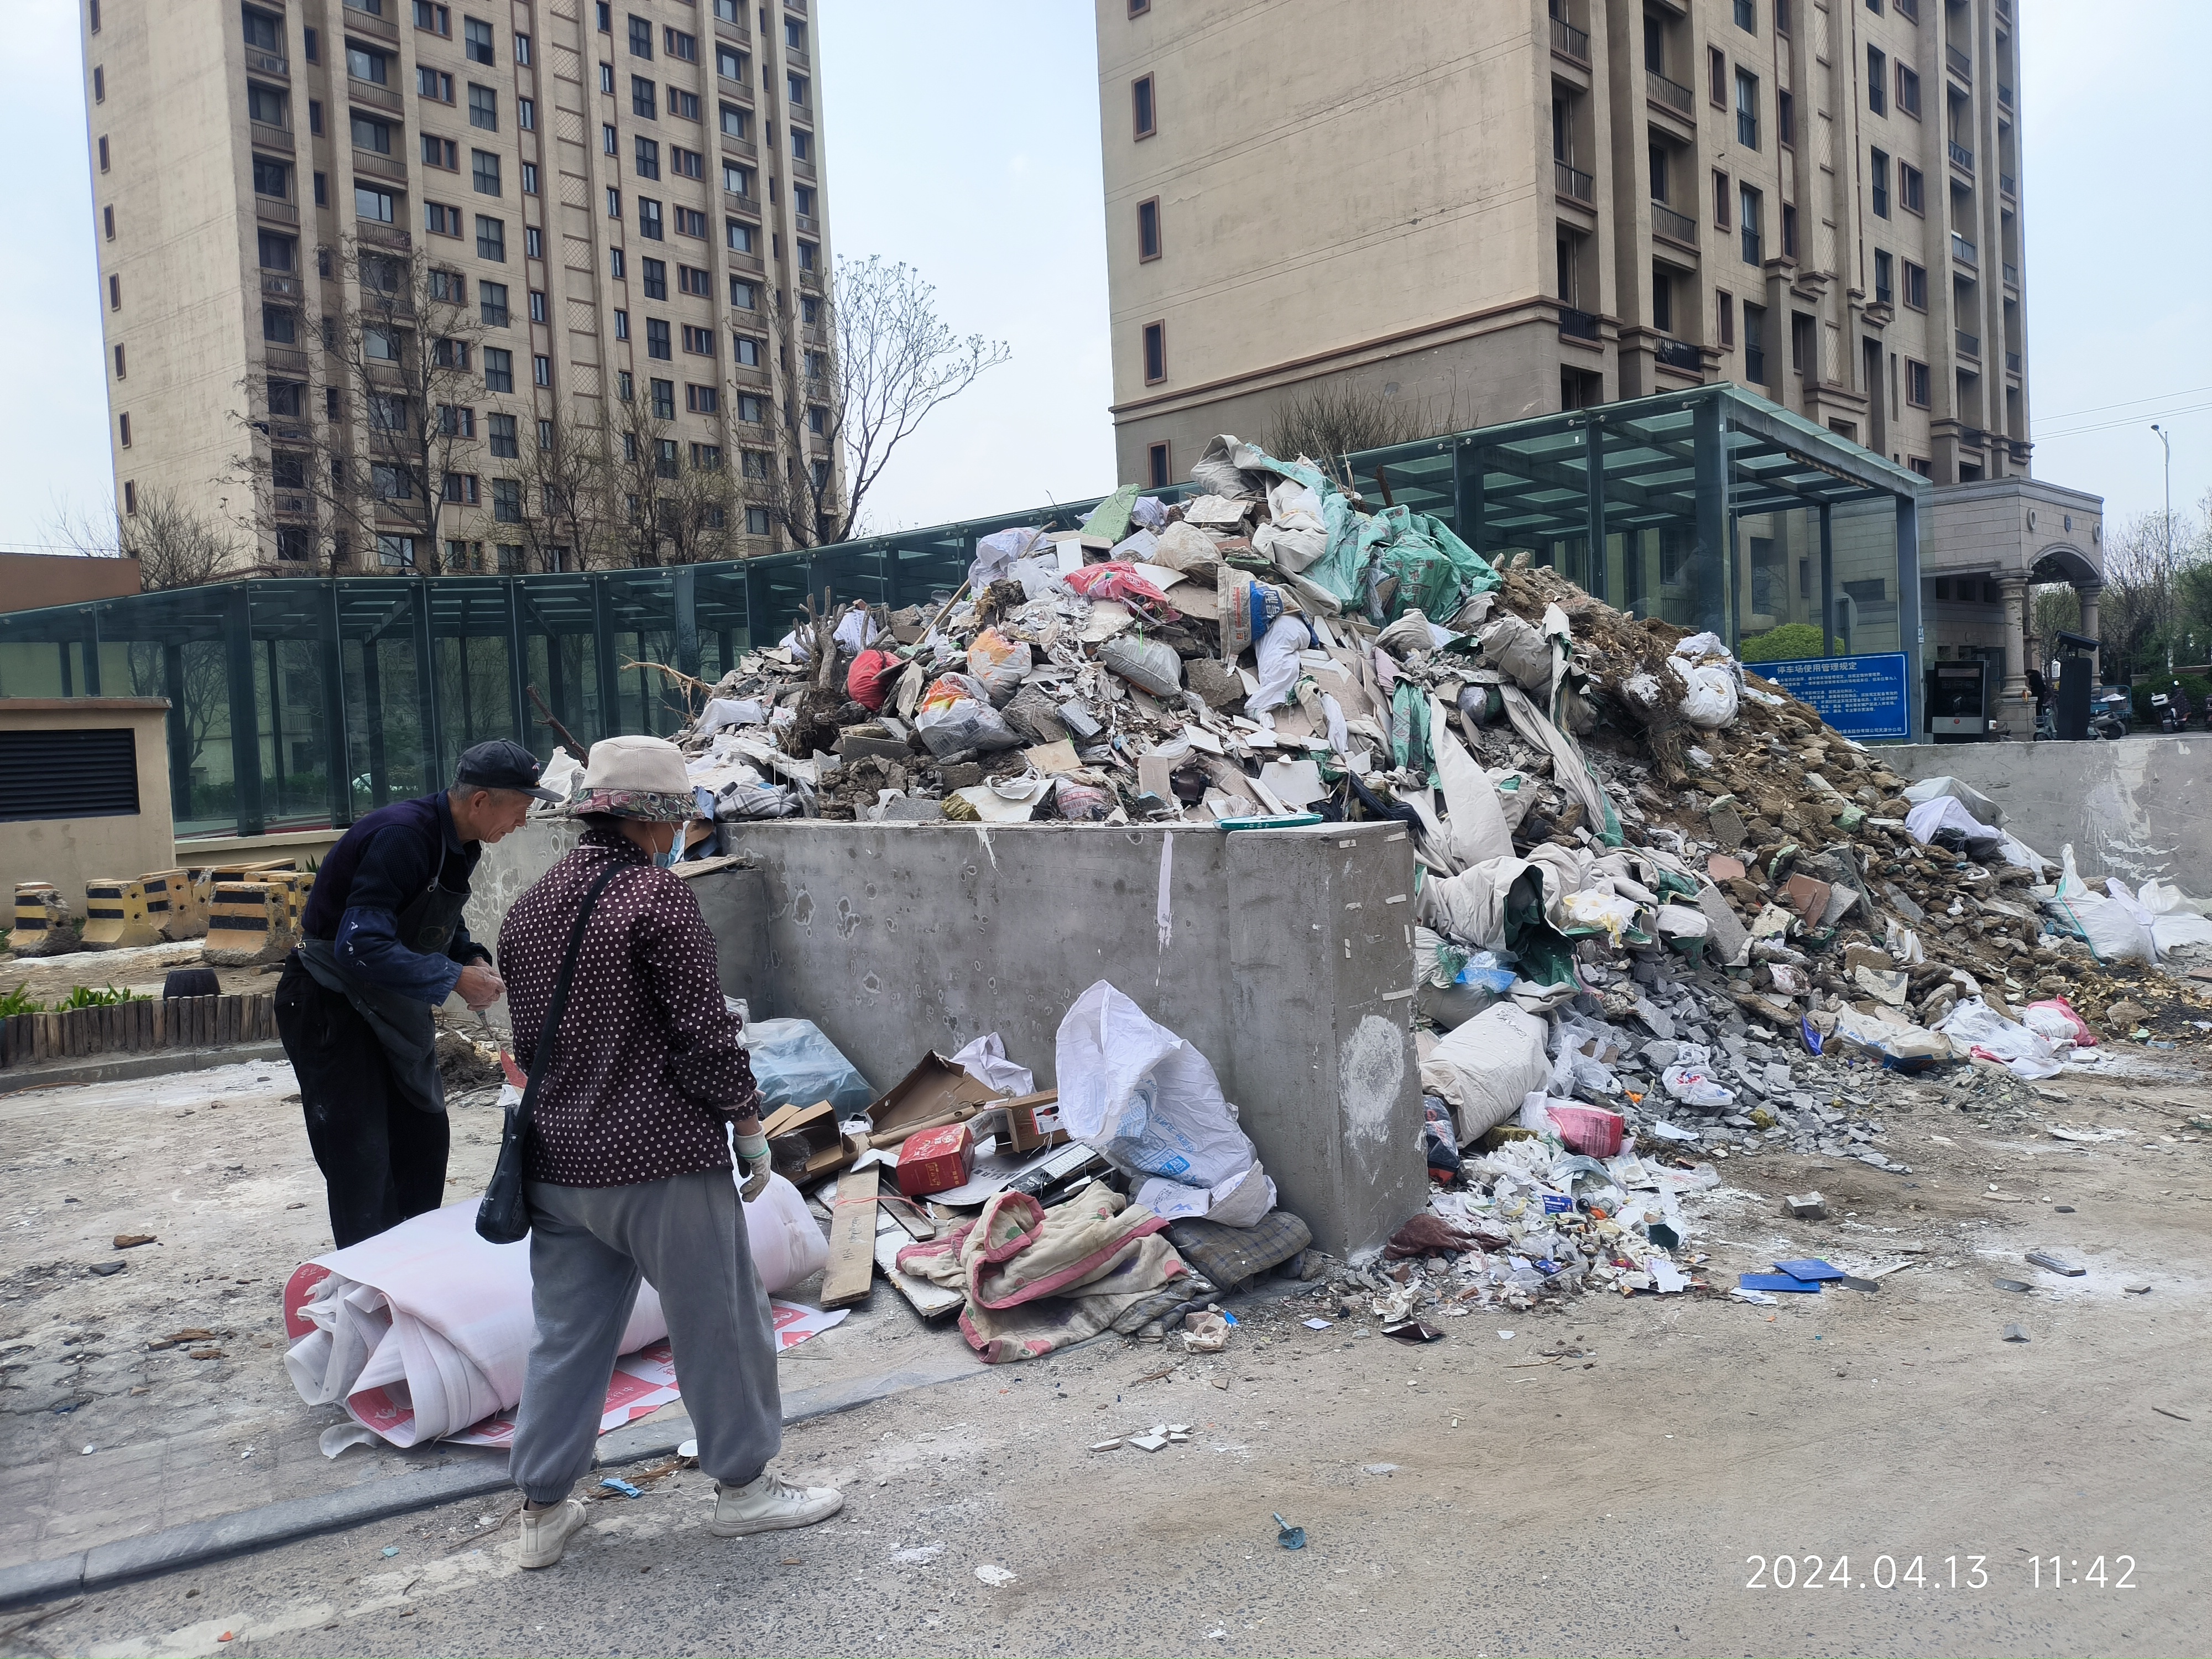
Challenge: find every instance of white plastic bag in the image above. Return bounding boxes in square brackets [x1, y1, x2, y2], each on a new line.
[1667, 633, 1740, 730]
[1938, 997, 2063, 1078]
[1662, 1063, 1735, 1107]
[1053, 980, 1274, 1223]
[1248, 613, 1307, 715]
[915, 672, 1024, 755]
[1099, 634, 1184, 698]
[950, 1032, 1035, 1098]
[1418, 1003, 1551, 1141]
[1428, 700, 1512, 868]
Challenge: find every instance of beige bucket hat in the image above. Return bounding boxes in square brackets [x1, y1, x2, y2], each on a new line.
[570, 734, 702, 821]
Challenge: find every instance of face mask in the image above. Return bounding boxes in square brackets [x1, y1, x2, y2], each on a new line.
[654, 827, 680, 870]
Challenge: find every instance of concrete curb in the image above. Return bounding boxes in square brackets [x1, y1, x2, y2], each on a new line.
[0, 1042, 290, 1098]
[0, 1354, 979, 1610]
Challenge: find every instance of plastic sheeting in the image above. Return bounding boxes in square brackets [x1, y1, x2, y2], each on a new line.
[1419, 1004, 1552, 1141]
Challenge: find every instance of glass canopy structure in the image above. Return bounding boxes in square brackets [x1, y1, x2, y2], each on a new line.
[0, 384, 1926, 838]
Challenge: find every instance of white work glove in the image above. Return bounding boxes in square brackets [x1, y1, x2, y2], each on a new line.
[734, 1129, 773, 1202]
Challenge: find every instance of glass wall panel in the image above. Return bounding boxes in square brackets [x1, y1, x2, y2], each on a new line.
[602, 571, 683, 737]
[513, 574, 601, 761]
[429, 578, 521, 779]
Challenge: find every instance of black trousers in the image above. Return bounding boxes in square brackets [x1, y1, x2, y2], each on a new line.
[275, 956, 451, 1249]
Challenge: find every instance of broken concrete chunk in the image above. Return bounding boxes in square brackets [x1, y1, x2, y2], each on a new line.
[1781, 1192, 1825, 1221]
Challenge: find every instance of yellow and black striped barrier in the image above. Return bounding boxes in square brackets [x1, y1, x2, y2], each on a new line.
[81, 877, 164, 950]
[203, 881, 294, 967]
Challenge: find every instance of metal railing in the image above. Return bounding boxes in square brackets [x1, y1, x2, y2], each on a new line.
[1650, 200, 1698, 246]
[1948, 139, 1973, 170]
[1647, 69, 1694, 114]
[1550, 15, 1589, 60]
[2003, 261, 2018, 288]
[247, 48, 289, 76]
[1558, 306, 1600, 341]
[250, 119, 294, 153]
[1946, 44, 1970, 79]
[795, 213, 817, 233]
[349, 78, 404, 113]
[723, 188, 760, 216]
[720, 131, 758, 160]
[260, 272, 300, 297]
[1554, 159, 1594, 202]
[1955, 329, 1979, 358]
[255, 196, 299, 225]
[1653, 336, 1702, 372]
[1951, 231, 1978, 265]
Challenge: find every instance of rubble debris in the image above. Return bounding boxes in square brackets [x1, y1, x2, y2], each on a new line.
[2024, 1251, 2086, 1278]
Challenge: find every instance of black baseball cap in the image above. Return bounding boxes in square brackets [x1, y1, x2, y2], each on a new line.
[455, 739, 564, 802]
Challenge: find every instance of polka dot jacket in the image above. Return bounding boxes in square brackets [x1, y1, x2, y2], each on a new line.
[498, 827, 757, 1187]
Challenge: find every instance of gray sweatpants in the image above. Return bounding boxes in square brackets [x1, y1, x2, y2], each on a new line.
[510, 1168, 782, 1504]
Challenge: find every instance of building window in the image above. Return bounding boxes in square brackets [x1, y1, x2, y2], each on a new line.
[614, 308, 630, 340]
[1899, 164, 1923, 214]
[1781, 201, 1797, 258]
[669, 87, 700, 120]
[372, 463, 413, 500]
[642, 257, 667, 299]
[1146, 441, 1171, 489]
[601, 61, 615, 93]
[1870, 148, 1890, 217]
[1743, 302, 1767, 383]
[484, 346, 514, 392]
[521, 162, 539, 195]
[792, 128, 812, 161]
[738, 393, 764, 422]
[1650, 263, 1673, 333]
[718, 44, 748, 81]
[488, 412, 519, 456]
[1791, 310, 1814, 374]
[796, 239, 818, 271]
[1906, 357, 1931, 406]
[118, 412, 132, 447]
[686, 383, 719, 413]
[258, 228, 296, 269]
[1735, 69, 1759, 148]
[108, 273, 121, 310]
[422, 134, 457, 169]
[1132, 74, 1155, 138]
[351, 112, 391, 153]
[1868, 46, 1887, 114]
[629, 13, 652, 55]
[672, 145, 703, 180]
[721, 103, 750, 140]
[98, 135, 109, 172]
[635, 135, 661, 179]
[632, 75, 658, 117]
[651, 378, 675, 418]
[727, 219, 758, 254]
[1874, 250, 1893, 305]
[1712, 169, 1730, 229]
[442, 471, 479, 505]
[682, 324, 714, 355]
[515, 30, 531, 64]
[745, 506, 771, 536]
[425, 201, 461, 236]
[90, 0, 101, 32]
[254, 154, 290, 198]
[638, 197, 664, 239]
[1896, 64, 1919, 118]
[420, 67, 454, 101]
[438, 403, 476, 436]
[1734, 0, 1755, 28]
[315, 171, 328, 205]
[1141, 320, 1165, 384]
[476, 215, 505, 260]
[674, 206, 707, 238]
[463, 14, 493, 62]
[480, 280, 509, 325]
[472, 150, 502, 195]
[493, 478, 522, 521]
[247, 81, 287, 126]
[347, 44, 389, 85]
[1718, 290, 1735, 347]
[665, 26, 697, 61]
[1707, 46, 1725, 106]
[607, 186, 623, 219]
[734, 335, 760, 366]
[677, 264, 709, 296]
[731, 278, 756, 310]
[518, 98, 535, 130]
[786, 74, 807, 107]
[645, 318, 672, 358]
[378, 535, 418, 568]
[112, 343, 126, 379]
[1907, 456, 1933, 478]
[415, 1, 451, 34]
[1777, 88, 1794, 146]
[102, 205, 116, 240]
[1902, 260, 1927, 309]
[468, 84, 497, 129]
[1739, 183, 1762, 264]
[1137, 197, 1161, 261]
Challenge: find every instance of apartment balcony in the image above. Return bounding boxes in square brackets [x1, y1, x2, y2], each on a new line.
[1554, 159, 1594, 204]
[250, 119, 294, 154]
[786, 0, 805, 11]
[353, 148, 408, 184]
[2006, 350, 2021, 374]
[732, 362, 771, 389]
[1946, 44, 1970, 80]
[724, 189, 761, 218]
[1549, 15, 1589, 64]
[349, 78, 404, 114]
[719, 130, 758, 161]
[260, 270, 300, 298]
[1955, 329, 1980, 359]
[792, 156, 816, 183]
[1646, 69, 1694, 117]
[713, 12, 751, 44]
[2000, 170, 2015, 197]
[1558, 306, 1600, 342]
[1948, 139, 1973, 170]
[795, 212, 817, 234]
[359, 222, 413, 250]
[1998, 81, 2013, 108]
[799, 268, 823, 293]
[255, 195, 299, 226]
[264, 346, 309, 377]
[728, 248, 765, 276]
[785, 47, 810, 72]
[1650, 200, 1698, 249]
[2003, 260, 2018, 289]
[247, 48, 289, 77]
[1653, 336, 1702, 373]
[1950, 231, 1978, 266]
[346, 6, 399, 43]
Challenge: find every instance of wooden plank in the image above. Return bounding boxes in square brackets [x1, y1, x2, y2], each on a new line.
[872, 1213, 964, 1321]
[819, 1163, 880, 1310]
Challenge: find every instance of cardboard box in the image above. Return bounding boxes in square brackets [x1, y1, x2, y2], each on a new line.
[761, 1100, 855, 1187]
[999, 1090, 1068, 1154]
[896, 1122, 977, 1198]
[866, 1052, 1005, 1145]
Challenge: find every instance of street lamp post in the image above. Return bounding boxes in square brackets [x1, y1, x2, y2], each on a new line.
[2153, 423, 2173, 674]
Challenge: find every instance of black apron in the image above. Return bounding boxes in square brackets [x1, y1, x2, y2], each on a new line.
[296, 873, 473, 1115]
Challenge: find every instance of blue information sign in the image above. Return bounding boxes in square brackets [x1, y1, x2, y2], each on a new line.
[1756, 651, 1911, 740]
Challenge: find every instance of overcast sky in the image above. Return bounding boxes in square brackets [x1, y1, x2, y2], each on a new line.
[1, 0, 2203, 556]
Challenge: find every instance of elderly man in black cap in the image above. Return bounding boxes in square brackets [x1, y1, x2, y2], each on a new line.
[276, 739, 561, 1246]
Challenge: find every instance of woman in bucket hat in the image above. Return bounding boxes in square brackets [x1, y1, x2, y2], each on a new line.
[495, 735, 842, 1568]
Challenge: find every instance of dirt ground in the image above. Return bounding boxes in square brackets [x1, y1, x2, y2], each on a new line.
[1, 943, 284, 1013]
[2, 1037, 2210, 1656]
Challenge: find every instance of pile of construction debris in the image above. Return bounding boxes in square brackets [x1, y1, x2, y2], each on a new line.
[641, 430, 2209, 1208]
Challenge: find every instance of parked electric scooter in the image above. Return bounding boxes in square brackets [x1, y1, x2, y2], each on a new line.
[2154, 682, 2193, 733]
[2090, 687, 2131, 740]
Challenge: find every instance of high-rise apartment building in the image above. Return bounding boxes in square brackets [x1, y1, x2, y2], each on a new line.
[82, 0, 833, 573]
[1099, 0, 2030, 495]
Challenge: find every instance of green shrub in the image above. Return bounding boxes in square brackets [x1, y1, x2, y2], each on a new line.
[1738, 623, 1839, 664]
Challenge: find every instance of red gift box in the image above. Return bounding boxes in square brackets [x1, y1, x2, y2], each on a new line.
[896, 1122, 976, 1197]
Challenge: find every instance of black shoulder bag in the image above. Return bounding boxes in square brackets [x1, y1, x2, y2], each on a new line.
[476, 860, 630, 1245]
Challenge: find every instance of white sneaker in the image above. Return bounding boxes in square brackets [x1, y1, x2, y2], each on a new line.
[517, 1497, 590, 1569]
[709, 1471, 845, 1537]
